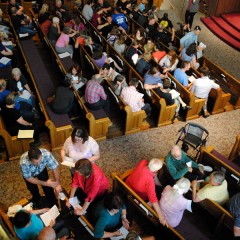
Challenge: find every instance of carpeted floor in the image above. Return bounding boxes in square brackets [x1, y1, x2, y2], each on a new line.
[0, 109, 239, 208]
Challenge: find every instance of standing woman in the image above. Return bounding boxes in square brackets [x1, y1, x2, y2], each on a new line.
[159, 177, 191, 227]
[61, 127, 100, 164]
[185, 0, 201, 29]
[55, 26, 77, 58]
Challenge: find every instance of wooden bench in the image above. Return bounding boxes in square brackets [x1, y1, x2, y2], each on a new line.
[111, 170, 185, 240]
[9, 17, 73, 151]
[76, 9, 177, 127]
[229, 134, 240, 162]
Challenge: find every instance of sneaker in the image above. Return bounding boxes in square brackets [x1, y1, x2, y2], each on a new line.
[183, 105, 192, 110]
[203, 111, 210, 118]
[198, 164, 213, 172]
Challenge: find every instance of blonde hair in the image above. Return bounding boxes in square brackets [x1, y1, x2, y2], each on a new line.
[148, 158, 163, 172]
[39, 3, 49, 15]
[0, 79, 7, 91]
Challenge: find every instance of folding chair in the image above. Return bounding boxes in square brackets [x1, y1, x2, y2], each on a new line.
[176, 123, 209, 159]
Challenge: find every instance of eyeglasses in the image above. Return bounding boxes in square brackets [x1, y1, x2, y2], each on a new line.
[74, 137, 82, 142]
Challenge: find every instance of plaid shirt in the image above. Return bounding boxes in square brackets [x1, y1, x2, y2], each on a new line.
[121, 86, 144, 112]
[85, 80, 107, 104]
[20, 149, 58, 179]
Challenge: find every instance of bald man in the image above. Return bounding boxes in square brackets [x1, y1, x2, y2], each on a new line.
[38, 227, 56, 240]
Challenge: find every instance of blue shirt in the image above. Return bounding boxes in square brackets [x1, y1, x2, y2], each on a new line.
[144, 73, 163, 85]
[20, 148, 58, 179]
[93, 200, 125, 238]
[0, 89, 20, 110]
[181, 48, 194, 62]
[180, 31, 198, 49]
[174, 68, 188, 87]
[14, 213, 44, 240]
[112, 13, 128, 31]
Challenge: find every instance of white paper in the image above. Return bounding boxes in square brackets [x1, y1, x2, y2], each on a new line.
[19, 89, 31, 100]
[169, 89, 180, 99]
[199, 42, 206, 49]
[23, 202, 33, 211]
[2, 41, 13, 46]
[40, 205, 60, 226]
[188, 75, 196, 83]
[58, 52, 71, 58]
[69, 196, 82, 210]
[185, 200, 192, 212]
[19, 33, 29, 38]
[0, 57, 11, 65]
[110, 226, 129, 240]
[186, 161, 192, 167]
[18, 130, 34, 139]
[61, 156, 75, 167]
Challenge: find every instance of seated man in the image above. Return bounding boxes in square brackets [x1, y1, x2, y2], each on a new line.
[153, 24, 173, 48]
[126, 158, 167, 226]
[84, 74, 110, 113]
[190, 66, 219, 118]
[112, 8, 128, 33]
[166, 145, 205, 181]
[228, 193, 240, 237]
[173, 61, 192, 89]
[121, 78, 150, 115]
[93, 193, 129, 239]
[192, 171, 229, 205]
[54, 0, 68, 19]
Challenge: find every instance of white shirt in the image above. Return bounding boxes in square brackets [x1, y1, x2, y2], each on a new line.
[121, 86, 144, 112]
[159, 55, 179, 72]
[190, 76, 219, 99]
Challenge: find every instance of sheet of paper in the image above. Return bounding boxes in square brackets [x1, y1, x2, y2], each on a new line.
[40, 205, 60, 226]
[188, 75, 196, 83]
[58, 52, 71, 58]
[69, 196, 82, 210]
[23, 202, 33, 211]
[186, 161, 192, 167]
[0, 57, 11, 65]
[199, 42, 206, 49]
[169, 89, 180, 99]
[110, 226, 129, 240]
[19, 89, 31, 100]
[61, 156, 75, 167]
[2, 41, 13, 46]
[19, 33, 29, 38]
[185, 200, 192, 212]
[18, 130, 34, 139]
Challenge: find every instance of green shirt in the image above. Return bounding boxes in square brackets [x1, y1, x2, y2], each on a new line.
[166, 151, 199, 180]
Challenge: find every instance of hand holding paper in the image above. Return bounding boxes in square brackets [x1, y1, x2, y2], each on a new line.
[40, 205, 60, 226]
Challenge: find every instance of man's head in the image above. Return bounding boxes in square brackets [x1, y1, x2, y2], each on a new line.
[56, 0, 62, 8]
[199, 66, 210, 77]
[180, 61, 191, 71]
[10, 6, 17, 15]
[28, 148, 42, 166]
[38, 227, 56, 240]
[157, 24, 164, 32]
[92, 74, 103, 83]
[102, 63, 111, 75]
[9, 0, 16, 5]
[106, 15, 112, 23]
[114, 74, 126, 84]
[98, 0, 103, 6]
[194, 25, 201, 35]
[5, 93, 15, 106]
[0, 79, 7, 91]
[129, 78, 138, 88]
[148, 158, 163, 173]
[171, 145, 182, 160]
[210, 171, 225, 186]
[12, 211, 31, 229]
[75, 158, 93, 177]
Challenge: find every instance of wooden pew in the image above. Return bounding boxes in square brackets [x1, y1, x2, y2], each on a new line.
[76, 9, 177, 127]
[30, 9, 113, 141]
[9, 17, 73, 151]
[229, 134, 240, 162]
[127, 16, 234, 116]
[111, 170, 185, 240]
[0, 115, 34, 160]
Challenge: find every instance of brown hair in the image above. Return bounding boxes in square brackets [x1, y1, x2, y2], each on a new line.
[168, 50, 177, 67]
[75, 158, 93, 176]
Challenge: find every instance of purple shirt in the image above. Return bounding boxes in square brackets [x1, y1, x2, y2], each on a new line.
[160, 185, 188, 227]
[56, 33, 69, 47]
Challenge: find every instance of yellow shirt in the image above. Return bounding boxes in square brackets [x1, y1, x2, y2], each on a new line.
[197, 180, 229, 205]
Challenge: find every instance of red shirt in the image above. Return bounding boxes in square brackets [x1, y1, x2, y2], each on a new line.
[126, 160, 158, 203]
[72, 163, 109, 202]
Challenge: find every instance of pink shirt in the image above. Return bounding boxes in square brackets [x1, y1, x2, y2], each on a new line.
[72, 163, 109, 202]
[56, 33, 69, 47]
[160, 185, 187, 227]
[126, 160, 158, 203]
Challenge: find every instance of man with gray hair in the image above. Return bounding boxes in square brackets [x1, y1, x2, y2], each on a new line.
[166, 145, 205, 181]
[85, 74, 110, 113]
[192, 171, 229, 205]
[126, 159, 167, 226]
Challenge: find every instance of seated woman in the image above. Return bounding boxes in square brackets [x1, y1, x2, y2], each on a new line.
[159, 177, 191, 227]
[143, 38, 155, 54]
[55, 26, 77, 58]
[68, 64, 86, 91]
[152, 43, 166, 64]
[114, 35, 127, 55]
[84, 36, 96, 57]
[91, 7, 103, 27]
[66, 158, 109, 215]
[0, 31, 13, 66]
[159, 50, 179, 73]
[93, 193, 129, 239]
[180, 42, 199, 70]
[112, 74, 128, 96]
[48, 17, 61, 45]
[134, 28, 146, 47]
[1, 93, 40, 145]
[38, 3, 51, 35]
[61, 127, 100, 164]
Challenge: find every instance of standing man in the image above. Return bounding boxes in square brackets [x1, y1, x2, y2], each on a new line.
[190, 66, 219, 118]
[228, 193, 240, 237]
[185, 0, 201, 29]
[20, 148, 62, 207]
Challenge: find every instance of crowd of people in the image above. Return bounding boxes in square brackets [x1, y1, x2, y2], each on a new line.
[0, 0, 239, 239]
